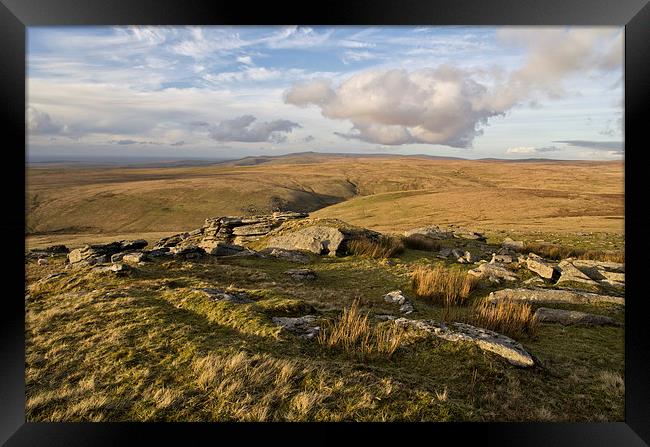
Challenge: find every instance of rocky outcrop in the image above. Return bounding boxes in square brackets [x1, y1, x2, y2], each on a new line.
[534, 307, 619, 326]
[272, 315, 320, 339]
[394, 318, 534, 367]
[570, 259, 625, 290]
[28, 244, 70, 260]
[404, 225, 485, 242]
[383, 290, 415, 315]
[153, 212, 308, 252]
[266, 225, 347, 256]
[488, 288, 624, 306]
[68, 240, 148, 265]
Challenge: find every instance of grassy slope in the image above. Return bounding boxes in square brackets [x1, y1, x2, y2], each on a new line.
[25, 249, 624, 422]
[27, 156, 624, 240]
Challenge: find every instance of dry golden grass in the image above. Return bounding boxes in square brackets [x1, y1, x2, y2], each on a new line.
[28, 156, 624, 238]
[471, 299, 538, 339]
[346, 235, 405, 259]
[523, 242, 624, 263]
[410, 265, 478, 307]
[402, 234, 442, 251]
[317, 299, 405, 358]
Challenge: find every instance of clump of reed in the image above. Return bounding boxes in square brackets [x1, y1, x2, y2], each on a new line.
[347, 235, 405, 259]
[317, 299, 405, 358]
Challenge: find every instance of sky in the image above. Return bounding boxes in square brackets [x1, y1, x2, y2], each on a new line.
[27, 26, 624, 161]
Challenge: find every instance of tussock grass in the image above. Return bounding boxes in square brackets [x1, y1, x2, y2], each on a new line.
[522, 242, 624, 263]
[402, 234, 442, 251]
[410, 265, 478, 306]
[347, 235, 404, 259]
[317, 299, 405, 359]
[471, 299, 538, 339]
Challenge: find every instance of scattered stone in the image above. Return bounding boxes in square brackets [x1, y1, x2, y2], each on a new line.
[272, 315, 320, 339]
[383, 290, 415, 315]
[404, 225, 454, 239]
[571, 259, 624, 273]
[488, 288, 624, 306]
[468, 263, 518, 282]
[491, 254, 512, 264]
[93, 262, 129, 275]
[393, 318, 534, 367]
[122, 252, 147, 264]
[37, 258, 49, 265]
[502, 237, 525, 251]
[555, 260, 600, 291]
[284, 268, 317, 281]
[199, 288, 255, 304]
[526, 254, 557, 280]
[451, 227, 487, 242]
[534, 307, 620, 326]
[438, 248, 453, 258]
[523, 277, 546, 286]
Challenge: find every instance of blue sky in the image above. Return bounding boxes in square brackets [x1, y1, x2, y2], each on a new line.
[27, 26, 623, 160]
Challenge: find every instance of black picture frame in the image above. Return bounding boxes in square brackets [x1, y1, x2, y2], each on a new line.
[2, 0, 649, 445]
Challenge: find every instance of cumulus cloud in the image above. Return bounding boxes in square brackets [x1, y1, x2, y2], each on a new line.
[490, 27, 623, 109]
[303, 135, 315, 142]
[27, 107, 66, 135]
[207, 115, 301, 143]
[285, 67, 505, 147]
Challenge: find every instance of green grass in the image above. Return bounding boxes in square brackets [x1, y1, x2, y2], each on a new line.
[25, 248, 624, 422]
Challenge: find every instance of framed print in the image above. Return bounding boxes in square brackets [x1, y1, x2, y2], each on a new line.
[2, 0, 649, 445]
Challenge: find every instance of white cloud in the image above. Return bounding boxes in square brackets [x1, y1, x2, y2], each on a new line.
[285, 66, 505, 147]
[505, 146, 535, 154]
[341, 51, 379, 64]
[207, 115, 301, 143]
[27, 107, 66, 135]
[237, 55, 254, 65]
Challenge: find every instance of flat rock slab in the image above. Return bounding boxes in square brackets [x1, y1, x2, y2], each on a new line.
[534, 307, 619, 326]
[199, 288, 255, 304]
[272, 315, 320, 339]
[284, 268, 317, 280]
[383, 290, 415, 315]
[469, 263, 518, 282]
[526, 254, 557, 279]
[393, 318, 534, 367]
[261, 248, 311, 264]
[488, 288, 624, 306]
[266, 225, 346, 256]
